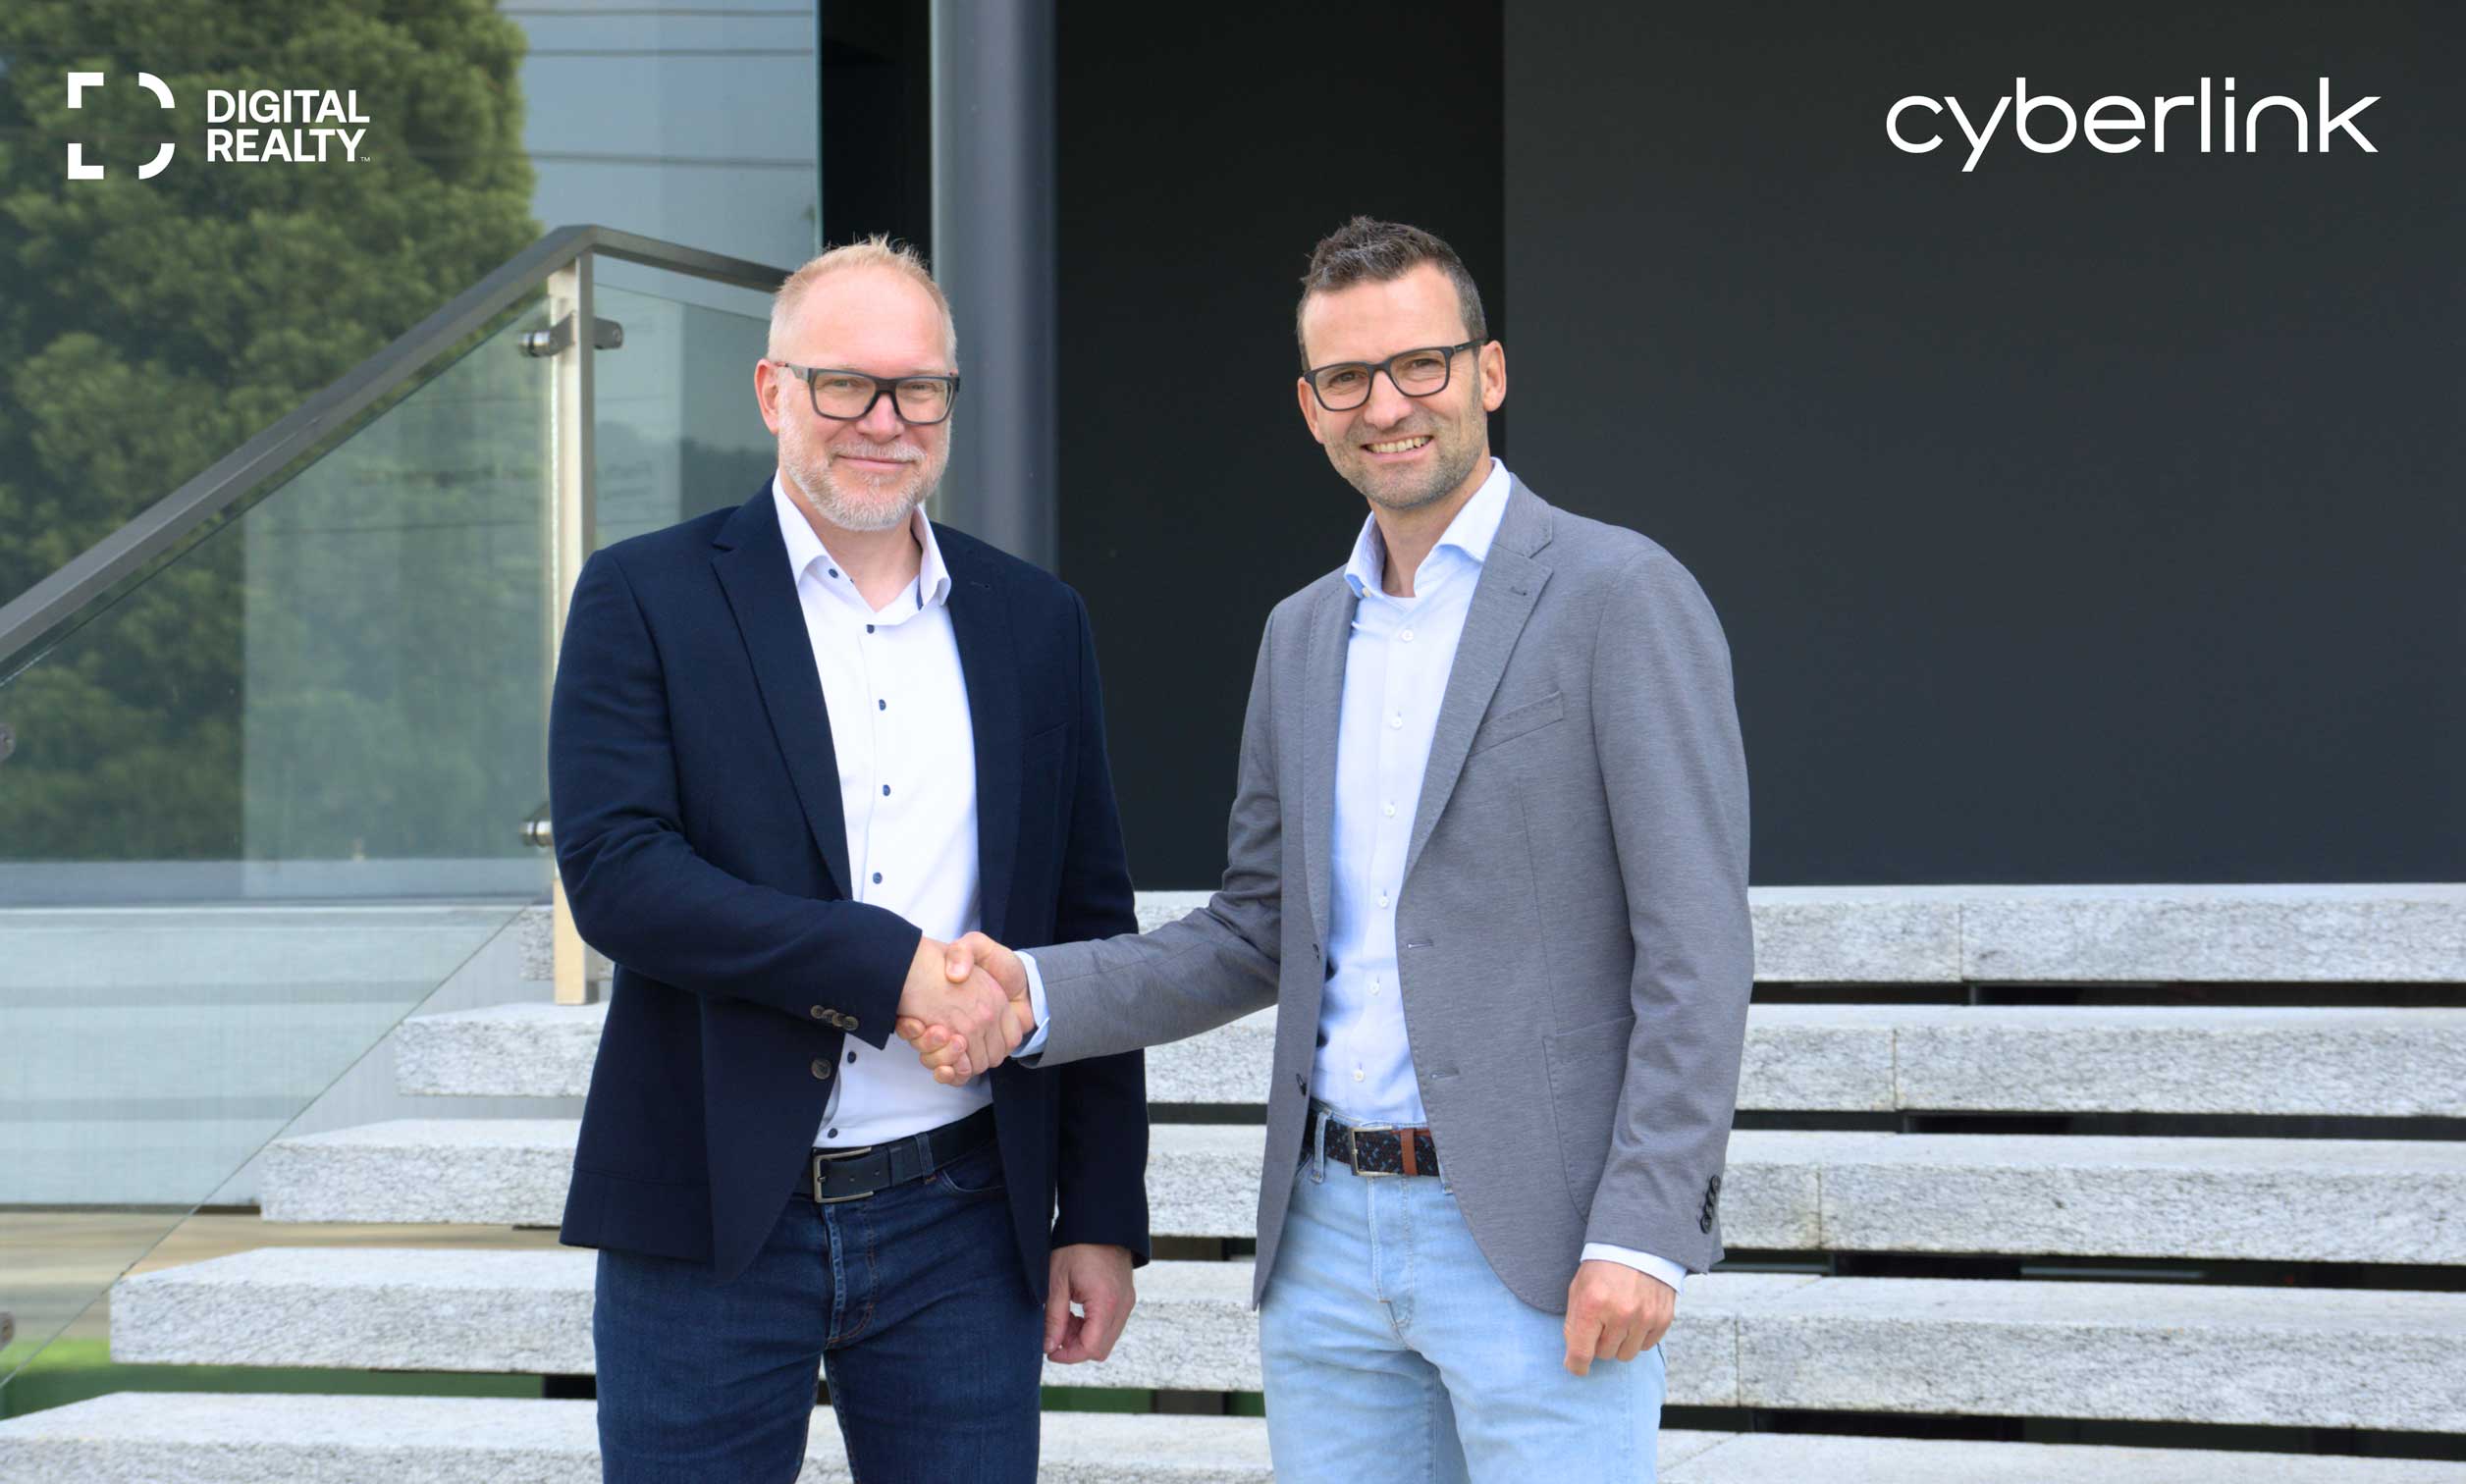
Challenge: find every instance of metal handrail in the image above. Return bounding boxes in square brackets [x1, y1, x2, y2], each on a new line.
[0, 226, 792, 680]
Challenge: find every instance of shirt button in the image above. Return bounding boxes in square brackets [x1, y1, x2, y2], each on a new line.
[847, 1051, 858, 1064]
[828, 1128, 839, 1139]
[1383, 802, 1396, 818]
[829, 568, 839, 579]
[882, 784, 891, 796]
[1353, 1068, 1365, 1083]
[1388, 713, 1403, 729]
[865, 624, 875, 634]
[1401, 628, 1415, 642]
[1377, 892, 1390, 909]
[878, 699, 886, 711]
[872, 872, 884, 883]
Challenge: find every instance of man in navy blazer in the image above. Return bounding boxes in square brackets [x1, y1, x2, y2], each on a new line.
[549, 237, 1149, 1484]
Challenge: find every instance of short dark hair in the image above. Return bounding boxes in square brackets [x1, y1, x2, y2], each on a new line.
[1296, 217, 1488, 369]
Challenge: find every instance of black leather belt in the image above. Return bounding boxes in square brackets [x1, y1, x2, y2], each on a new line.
[794, 1105, 996, 1203]
[1307, 1103, 1440, 1178]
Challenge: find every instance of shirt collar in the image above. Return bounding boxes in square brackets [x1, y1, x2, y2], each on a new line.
[1343, 456, 1514, 600]
[772, 472, 952, 612]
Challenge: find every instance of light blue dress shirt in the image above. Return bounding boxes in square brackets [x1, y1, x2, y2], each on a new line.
[1024, 458, 1683, 1296]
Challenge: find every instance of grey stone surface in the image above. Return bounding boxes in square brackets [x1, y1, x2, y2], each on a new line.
[1145, 1009, 1280, 1104]
[1735, 1006, 1902, 1110]
[0, 1393, 1287, 1483]
[395, 1002, 609, 1099]
[1729, 1275, 2466, 1431]
[1149, 1123, 1266, 1238]
[526, 885, 2466, 994]
[512, 906, 611, 986]
[261, 1119, 2466, 1264]
[1957, 882, 2466, 983]
[1807, 1131, 2466, 1263]
[1883, 1004, 2466, 1116]
[1746, 888, 1967, 982]
[105, 1249, 1795, 1405]
[1664, 1432, 2466, 1482]
[115, 1256, 2466, 1432]
[392, 999, 2466, 1116]
[259, 1120, 578, 1227]
[15, 1396, 2460, 1484]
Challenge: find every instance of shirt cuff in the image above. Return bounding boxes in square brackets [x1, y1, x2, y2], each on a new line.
[1015, 950, 1052, 1060]
[1580, 1243, 1687, 1297]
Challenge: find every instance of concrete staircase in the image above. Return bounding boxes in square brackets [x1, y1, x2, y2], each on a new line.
[7, 884, 2466, 1481]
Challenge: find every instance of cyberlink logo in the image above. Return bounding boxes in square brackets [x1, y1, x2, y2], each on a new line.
[1889, 78, 2380, 172]
[66, 71, 177, 180]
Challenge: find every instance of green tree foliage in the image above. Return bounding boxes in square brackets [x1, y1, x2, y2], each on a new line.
[0, 0, 540, 869]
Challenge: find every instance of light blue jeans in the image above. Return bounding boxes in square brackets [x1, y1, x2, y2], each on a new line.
[1260, 1123, 1669, 1482]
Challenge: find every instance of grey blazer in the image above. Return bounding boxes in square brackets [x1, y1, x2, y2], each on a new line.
[1032, 477, 1752, 1312]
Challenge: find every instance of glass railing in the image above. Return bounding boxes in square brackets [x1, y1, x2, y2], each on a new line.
[0, 230, 788, 1399]
[591, 281, 778, 544]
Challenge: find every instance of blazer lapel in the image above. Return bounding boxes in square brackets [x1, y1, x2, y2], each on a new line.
[1299, 578, 1353, 951]
[709, 487, 852, 898]
[942, 539, 1022, 944]
[1403, 482, 1556, 885]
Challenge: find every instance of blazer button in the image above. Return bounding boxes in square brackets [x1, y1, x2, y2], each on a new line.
[810, 1006, 829, 1021]
[811, 1058, 832, 1081]
[841, 1016, 860, 1034]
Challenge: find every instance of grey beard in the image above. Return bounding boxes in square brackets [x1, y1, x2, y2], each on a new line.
[786, 450, 936, 534]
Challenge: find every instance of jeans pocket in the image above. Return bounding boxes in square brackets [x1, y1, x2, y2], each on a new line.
[932, 1140, 1008, 1197]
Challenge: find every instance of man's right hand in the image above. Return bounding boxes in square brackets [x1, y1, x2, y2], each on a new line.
[896, 936, 1019, 1081]
[895, 932, 1033, 1085]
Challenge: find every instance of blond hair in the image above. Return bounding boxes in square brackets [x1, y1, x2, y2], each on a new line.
[768, 235, 958, 363]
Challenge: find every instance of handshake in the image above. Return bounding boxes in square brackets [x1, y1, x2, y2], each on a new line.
[893, 932, 1037, 1084]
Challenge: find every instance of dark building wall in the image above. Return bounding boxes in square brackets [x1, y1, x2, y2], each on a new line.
[1057, 1, 2460, 888]
[1503, 0, 2462, 883]
[1055, 1, 1506, 887]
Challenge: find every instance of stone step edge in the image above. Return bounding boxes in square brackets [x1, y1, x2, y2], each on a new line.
[394, 999, 2466, 1117]
[108, 1251, 2466, 1435]
[9, 1394, 2466, 1483]
[255, 1118, 2466, 1268]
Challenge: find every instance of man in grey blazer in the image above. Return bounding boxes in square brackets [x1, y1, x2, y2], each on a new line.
[903, 217, 1752, 1481]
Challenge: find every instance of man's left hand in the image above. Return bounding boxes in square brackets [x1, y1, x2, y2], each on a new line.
[1562, 1259, 1675, 1376]
[1045, 1243, 1136, 1364]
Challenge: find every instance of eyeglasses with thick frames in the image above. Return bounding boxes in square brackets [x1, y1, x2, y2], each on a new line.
[1303, 340, 1482, 411]
[771, 362, 962, 425]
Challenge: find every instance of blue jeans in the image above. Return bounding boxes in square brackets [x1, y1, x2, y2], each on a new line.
[593, 1137, 1044, 1483]
[1260, 1126, 1670, 1483]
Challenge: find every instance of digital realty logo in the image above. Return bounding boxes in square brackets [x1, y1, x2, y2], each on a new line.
[1888, 78, 2381, 172]
[64, 72, 370, 180]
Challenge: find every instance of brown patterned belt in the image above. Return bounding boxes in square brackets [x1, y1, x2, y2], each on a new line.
[1307, 1103, 1440, 1178]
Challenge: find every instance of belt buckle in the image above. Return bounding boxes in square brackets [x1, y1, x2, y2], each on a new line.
[811, 1145, 879, 1204]
[1341, 1117, 1402, 1178]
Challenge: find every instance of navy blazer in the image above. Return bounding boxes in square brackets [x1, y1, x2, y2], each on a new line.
[548, 483, 1149, 1294]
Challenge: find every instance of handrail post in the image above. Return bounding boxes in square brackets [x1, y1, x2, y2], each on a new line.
[545, 253, 599, 1007]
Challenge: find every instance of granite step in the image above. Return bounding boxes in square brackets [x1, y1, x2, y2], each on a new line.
[0, 1393, 1275, 1483]
[509, 883, 2466, 986]
[107, 1254, 2466, 1432]
[15, 1394, 2466, 1483]
[260, 1119, 2466, 1264]
[397, 998, 2466, 1115]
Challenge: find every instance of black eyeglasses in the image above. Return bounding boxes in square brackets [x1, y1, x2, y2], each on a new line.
[1303, 340, 1481, 411]
[772, 362, 962, 424]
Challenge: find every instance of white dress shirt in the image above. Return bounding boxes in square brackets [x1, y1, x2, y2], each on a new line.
[1024, 459, 1684, 1297]
[774, 476, 992, 1146]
